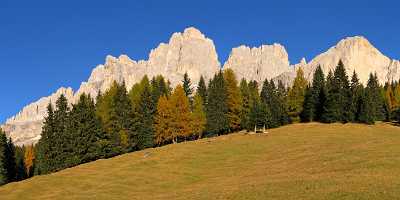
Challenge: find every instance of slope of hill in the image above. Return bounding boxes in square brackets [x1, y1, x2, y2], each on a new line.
[1, 123, 400, 200]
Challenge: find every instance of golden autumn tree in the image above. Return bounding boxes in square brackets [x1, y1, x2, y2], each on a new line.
[170, 85, 193, 142]
[223, 68, 243, 131]
[385, 84, 398, 112]
[154, 85, 193, 144]
[191, 93, 206, 139]
[24, 145, 35, 177]
[287, 67, 308, 120]
[154, 95, 174, 145]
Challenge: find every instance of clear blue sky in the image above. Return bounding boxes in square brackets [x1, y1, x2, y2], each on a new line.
[0, 0, 399, 123]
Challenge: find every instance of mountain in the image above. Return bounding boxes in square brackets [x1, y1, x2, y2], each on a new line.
[274, 36, 400, 86]
[2, 28, 399, 146]
[223, 44, 291, 83]
[2, 27, 221, 146]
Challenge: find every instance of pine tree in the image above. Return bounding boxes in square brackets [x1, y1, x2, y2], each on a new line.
[248, 100, 271, 131]
[68, 94, 107, 165]
[239, 79, 251, 130]
[151, 75, 169, 105]
[206, 71, 229, 136]
[287, 67, 308, 121]
[53, 94, 70, 170]
[322, 61, 351, 122]
[135, 82, 155, 150]
[261, 79, 282, 127]
[197, 75, 208, 105]
[223, 69, 243, 131]
[311, 66, 325, 121]
[192, 93, 207, 139]
[277, 80, 290, 125]
[36, 103, 55, 174]
[0, 129, 9, 185]
[300, 85, 314, 122]
[365, 73, 386, 121]
[359, 88, 375, 124]
[182, 72, 193, 97]
[15, 146, 26, 180]
[350, 71, 364, 122]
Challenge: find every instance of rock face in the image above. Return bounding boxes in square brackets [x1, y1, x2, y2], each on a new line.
[275, 36, 400, 85]
[2, 29, 400, 146]
[223, 44, 291, 83]
[1, 87, 74, 146]
[2, 27, 220, 146]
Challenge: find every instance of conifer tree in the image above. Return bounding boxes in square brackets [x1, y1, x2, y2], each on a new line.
[197, 75, 208, 105]
[192, 93, 207, 139]
[24, 145, 35, 178]
[223, 69, 243, 131]
[154, 95, 173, 145]
[134, 82, 155, 150]
[359, 89, 375, 124]
[206, 71, 229, 136]
[300, 85, 314, 122]
[322, 61, 351, 122]
[182, 72, 193, 97]
[277, 80, 290, 125]
[68, 94, 107, 165]
[5, 138, 16, 182]
[15, 146, 26, 180]
[36, 103, 55, 174]
[239, 79, 251, 130]
[261, 79, 282, 127]
[0, 129, 9, 185]
[170, 85, 193, 142]
[311, 66, 325, 121]
[287, 68, 308, 121]
[151, 75, 169, 105]
[154, 85, 193, 144]
[350, 71, 364, 122]
[248, 99, 271, 131]
[365, 73, 386, 121]
[385, 84, 397, 117]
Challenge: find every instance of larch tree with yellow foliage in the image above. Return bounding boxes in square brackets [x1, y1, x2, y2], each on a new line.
[223, 68, 243, 131]
[191, 93, 206, 139]
[24, 145, 35, 177]
[154, 95, 174, 145]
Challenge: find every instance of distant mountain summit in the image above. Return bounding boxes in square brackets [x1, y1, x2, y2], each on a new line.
[2, 28, 399, 146]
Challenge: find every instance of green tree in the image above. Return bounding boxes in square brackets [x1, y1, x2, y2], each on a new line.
[36, 103, 55, 174]
[206, 70, 229, 136]
[350, 71, 364, 122]
[182, 72, 193, 97]
[240, 79, 251, 130]
[300, 85, 314, 122]
[311, 66, 326, 121]
[134, 82, 155, 150]
[322, 61, 351, 122]
[197, 75, 208, 105]
[0, 129, 9, 185]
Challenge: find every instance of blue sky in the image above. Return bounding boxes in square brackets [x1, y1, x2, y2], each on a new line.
[0, 0, 399, 123]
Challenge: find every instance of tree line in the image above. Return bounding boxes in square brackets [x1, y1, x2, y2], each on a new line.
[1, 61, 400, 185]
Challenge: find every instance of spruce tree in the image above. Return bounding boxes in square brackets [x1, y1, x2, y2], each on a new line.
[322, 61, 351, 122]
[311, 66, 326, 121]
[15, 146, 26, 181]
[0, 129, 9, 185]
[206, 70, 229, 136]
[223, 69, 243, 131]
[53, 94, 70, 170]
[67, 94, 106, 165]
[365, 73, 386, 121]
[300, 85, 314, 122]
[182, 72, 193, 97]
[277, 80, 290, 125]
[239, 79, 251, 130]
[261, 79, 282, 127]
[350, 71, 364, 122]
[197, 75, 207, 105]
[248, 100, 271, 131]
[135, 82, 155, 150]
[36, 103, 55, 174]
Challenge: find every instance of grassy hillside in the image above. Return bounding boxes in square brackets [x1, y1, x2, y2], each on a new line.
[1, 123, 400, 200]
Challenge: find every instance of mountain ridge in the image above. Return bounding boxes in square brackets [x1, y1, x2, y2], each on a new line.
[2, 27, 399, 146]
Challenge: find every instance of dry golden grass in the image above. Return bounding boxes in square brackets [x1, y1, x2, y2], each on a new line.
[1, 123, 400, 200]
